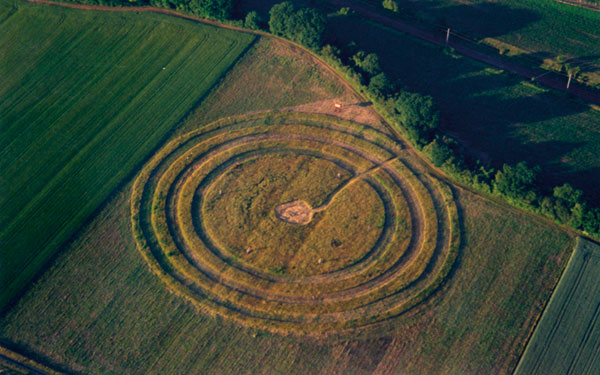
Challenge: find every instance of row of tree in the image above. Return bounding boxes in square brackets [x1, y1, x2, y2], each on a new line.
[68, 0, 233, 20]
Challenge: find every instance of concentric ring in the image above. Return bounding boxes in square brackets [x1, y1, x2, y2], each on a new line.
[131, 112, 460, 335]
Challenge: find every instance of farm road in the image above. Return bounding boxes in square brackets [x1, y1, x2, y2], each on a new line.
[327, 0, 600, 106]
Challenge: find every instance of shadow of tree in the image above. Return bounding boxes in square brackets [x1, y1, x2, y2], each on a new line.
[328, 13, 600, 205]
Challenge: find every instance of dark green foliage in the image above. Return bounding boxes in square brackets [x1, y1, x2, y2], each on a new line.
[268, 2, 326, 49]
[393, 91, 439, 146]
[553, 183, 583, 208]
[583, 208, 600, 235]
[351, 51, 382, 77]
[423, 137, 455, 167]
[188, 0, 232, 19]
[268, 1, 294, 36]
[244, 10, 262, 30]
[493, 162, 539, 203]
[367, 72, 394, 98]
[382, 0, 399, 13]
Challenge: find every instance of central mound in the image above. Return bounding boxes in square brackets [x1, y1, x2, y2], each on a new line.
[274, 200, 313, 225]
[131, 112, 460, 335]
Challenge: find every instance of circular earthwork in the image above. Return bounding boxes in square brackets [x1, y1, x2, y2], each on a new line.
[131, 112, 460, 335]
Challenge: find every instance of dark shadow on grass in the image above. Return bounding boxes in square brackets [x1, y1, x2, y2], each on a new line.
[0, 339, 82, 374]
[328, 13, 599, 205]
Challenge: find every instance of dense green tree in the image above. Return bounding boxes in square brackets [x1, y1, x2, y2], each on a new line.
[189, 0, 232, 19]
[423, 137, 455, 167]
[368, 72, 394, 97]
[570, 203, 586, 229]
[393, 91, 439, 145]
[269, 2, 295, 36]
[583, 207, 600, 235]
[553, 183, 583, 207]
[352, 51, 381, 77]
[269, 2, 326, 49]
[493, 162, 539, 202]
[382, 0, 399, 12]
[291, 8, 326, 49]
[244, 11, 262, 30]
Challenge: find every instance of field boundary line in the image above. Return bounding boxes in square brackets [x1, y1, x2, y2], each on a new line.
[555, 0, 600, 12]
[0, 345, 66, 375]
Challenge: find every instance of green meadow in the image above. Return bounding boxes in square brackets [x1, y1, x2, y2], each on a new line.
[0, 0, 255, 309]
[515, 237, 600, 375]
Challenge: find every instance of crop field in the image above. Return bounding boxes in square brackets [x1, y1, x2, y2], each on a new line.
[0, 0, 255, 309]
[515, 237, 600, 375]
[0, 71, 574, 373]
[328, 14, 600, 205]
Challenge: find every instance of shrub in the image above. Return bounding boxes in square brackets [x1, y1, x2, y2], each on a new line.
[244, 11, 262, 30]
[382, 0, 399, 13]
[269, 2, 326, 49]
[188, 0, 233, 20]
[368, 72, 394, 98]
[493, 162, 539, 204]
[393, 91, 439, 146]
[423, 137, 455, 167]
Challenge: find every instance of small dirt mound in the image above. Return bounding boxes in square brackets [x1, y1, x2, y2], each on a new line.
[274, 200, 314, 225]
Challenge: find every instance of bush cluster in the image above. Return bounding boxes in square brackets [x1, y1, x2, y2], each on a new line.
[268, 2, 326, 50]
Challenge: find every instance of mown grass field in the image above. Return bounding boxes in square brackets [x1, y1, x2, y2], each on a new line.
[186, 37, 350, 125]
[327, 14, 600, 205]
[515, 237, 600, 375]
[0, 0, 255, 309]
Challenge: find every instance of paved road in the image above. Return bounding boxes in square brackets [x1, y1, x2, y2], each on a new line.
[328, 0, 600, 106]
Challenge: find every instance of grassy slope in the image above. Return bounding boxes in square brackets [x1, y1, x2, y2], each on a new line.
[0, 0, 254, 308]
[0, 26, 573, 373]
[515, 237, 600, 375]
[328, 14, 600, 205]
[181, 37, 349, 128]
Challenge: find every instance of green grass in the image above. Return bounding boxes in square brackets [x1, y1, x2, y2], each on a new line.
[328, 15, 600, 205]
[340, 0, 600, 85]
[0, 0, 255, 309]
[184, 37, 350, 126]
[386, 0, 600, 58]
[515, 237, 600, 375]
